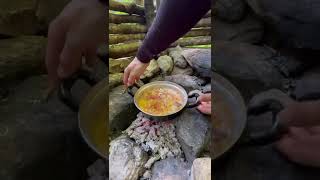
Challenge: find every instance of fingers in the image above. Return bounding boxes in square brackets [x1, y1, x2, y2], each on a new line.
[45, 18, 67, 91]
[123, 66, 132, 86]
[197, 101, 211, 115]
[199, 93, 211, 103]
[58, 31, 82, 78]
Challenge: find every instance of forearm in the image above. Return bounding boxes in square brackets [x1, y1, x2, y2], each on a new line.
[137, 0, 211, 63]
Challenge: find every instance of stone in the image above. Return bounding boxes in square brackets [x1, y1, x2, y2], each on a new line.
[36, 0, 70, 33]
[87, 159, 107, 178]
[174, 108, 212, 162]
[182, 49, 211, 78]
[213, 0, 247, 22]
[109, 85, 139, 134]
[109, 58, 132, 73]
[109, 136, 148, 180]
[168, 46, 188, 68]
[157, 55, 174, 75]
[165, 75, 206, 93]
[213, 41, 284, 101]
[0, 0, 38, 36]
[171, 66, 194, 76]
[149, 75, 165, 82]
[109, 73, 123, 89]
[292, 69, 320, 100]
[246, 0, 320, 49]
[213, 14, 264, 44]
[141, 59, 160, 79]
[0, 36, 47, 84]
[191, 158, 211, 180]
[151, 158, 190, 180]
[0, 75, 93, 180]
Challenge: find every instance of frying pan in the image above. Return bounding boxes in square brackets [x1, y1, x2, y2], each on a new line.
[213, 72, 284, 159]
[58, 70, 108, 159]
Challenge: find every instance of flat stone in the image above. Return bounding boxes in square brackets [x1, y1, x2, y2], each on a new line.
[157, 55, 174, 75]
[191, 158, 211, 180]
[213, 0, 247, 22]
[151, 157, 190, 180]
[0, 0, 38, 36]
[168, 46, 188, 68]
[171, 66, 194, 76]
[214, 14, 264, 44]
[182, 49, 211, 78]
[109, 136, 148, 180]
[0, 36, 47, 84]
[165, 75, 206, 93]
[109, 85, 139, 134]
[109, 58, 132, 74]
[174, 108, 212, 163]
[141, 59, 160, 79]
[109, 73, 123, 89]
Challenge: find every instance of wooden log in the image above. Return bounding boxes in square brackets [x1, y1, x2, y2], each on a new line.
[109, 33, 145, 44]
[204, 10, 211, 18]
[194, 17, 211, 28]
[135, 0, 144, 6]
[110, 0, 145, 16]
[109, 23, 147, 34]
[172, 36, 211, 47]
[184, 28, 211, 37]
[109, 14, 146, 24]
[144, 0, 156, 28]
[109, 41, 141, 59]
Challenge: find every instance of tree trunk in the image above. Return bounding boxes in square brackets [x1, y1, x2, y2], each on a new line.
[109, 33, 145, 44]
[109, 14, 145, 24]
[144, 0, 156, 28]
[109, 41, 141, 58]
[109, 23, 147, 34]
[110, 0, 145, 16]
[194, 17, 211, 28]
[184, 28, 211, 37]
[172, 36, 211, 47]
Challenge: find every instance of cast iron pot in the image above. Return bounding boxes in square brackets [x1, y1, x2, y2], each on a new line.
[213, 72, 284, 160]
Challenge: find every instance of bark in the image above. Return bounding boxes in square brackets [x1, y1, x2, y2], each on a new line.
[109, 33, 145, 44]
[109, 23, 147, 34]
[109, 14, 145, 24]
[109, 41, 141, 59]
[184, 28, 211, 37]
[171, 36, 211, 47]
[110, 0, 145, 16]
[194, 17, 211, 28]
[144, 0, 156, 28]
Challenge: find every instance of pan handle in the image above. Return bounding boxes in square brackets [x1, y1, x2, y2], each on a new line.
[186, 90, 204, 108]
[58, 68, 101, 112]
[243, 99, 285, 145]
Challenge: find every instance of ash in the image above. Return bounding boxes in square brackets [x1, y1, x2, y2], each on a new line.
[124, 112, 183, 169]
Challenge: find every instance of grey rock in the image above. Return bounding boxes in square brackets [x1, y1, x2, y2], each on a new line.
[168, 46, 188, 68]
[141, 60, 160, 79]
[165, 75, 206, 93]
[109, 136, 148, 180]
[109, 73, 123, 89]
[0, 0, 38, 36]
[109, 85, 139, 134]
[213, 0, 247, 22]
[151, 158, 190, 180]
[0, 36, 47, 84]
[246, 0, 320, 49]
[292, 69, 320, 100]
[213, 41, 284, 101]
[157, 55, 174, 75]
[149, 75, 165, 82]
[213, 14, 264, 44]
[87, 159, 107, 177]
[171, 66, 194, 76]
[248, 89, 294, 109]
[174, 108, 212, 163]
[182, 49, 211, 78]
[191, 158, 211, 180]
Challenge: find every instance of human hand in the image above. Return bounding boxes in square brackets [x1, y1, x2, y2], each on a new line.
[123, 57, 149, 86]
[45, 0, 106, 93]
[197, 93, 211, 115]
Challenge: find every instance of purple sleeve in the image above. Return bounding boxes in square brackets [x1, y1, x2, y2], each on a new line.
[136, 0, 211, 63]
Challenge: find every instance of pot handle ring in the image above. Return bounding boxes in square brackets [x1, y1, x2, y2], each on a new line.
[58, 68, 101, 112]
[186, 90, 204, 108]
[243, 99, 285, 145]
